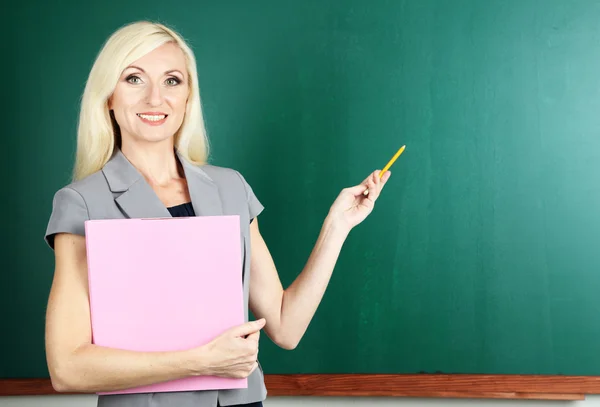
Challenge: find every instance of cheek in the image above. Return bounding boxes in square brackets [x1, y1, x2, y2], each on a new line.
[112, 88, 144, 114]
[165, 91, 189, 115]
[110, 92, 144, 132]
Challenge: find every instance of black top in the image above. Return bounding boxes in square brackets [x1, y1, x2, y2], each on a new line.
[167, 202, 195, 217]
[167, 201, 256, 224]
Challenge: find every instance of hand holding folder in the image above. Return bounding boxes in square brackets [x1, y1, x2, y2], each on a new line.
[199, 317, 266, 378]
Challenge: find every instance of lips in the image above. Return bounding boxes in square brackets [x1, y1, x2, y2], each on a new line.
[137, 113, 167, 121]
[137, 113, 168, 126]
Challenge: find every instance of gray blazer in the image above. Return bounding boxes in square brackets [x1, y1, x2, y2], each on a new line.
[45, 149, 268, 407]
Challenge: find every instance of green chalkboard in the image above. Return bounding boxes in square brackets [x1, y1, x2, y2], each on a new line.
[3, 0, 600, 381]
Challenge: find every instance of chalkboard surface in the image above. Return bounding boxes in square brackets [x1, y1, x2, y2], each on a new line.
[3, 0, 600, 382]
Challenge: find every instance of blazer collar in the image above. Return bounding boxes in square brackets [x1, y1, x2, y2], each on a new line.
[101, 148, 223, 219]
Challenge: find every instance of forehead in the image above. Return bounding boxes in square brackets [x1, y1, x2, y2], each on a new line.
[128, 42, 187, 74]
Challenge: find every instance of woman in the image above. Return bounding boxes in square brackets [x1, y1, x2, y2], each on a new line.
[44, 21, 390, 407]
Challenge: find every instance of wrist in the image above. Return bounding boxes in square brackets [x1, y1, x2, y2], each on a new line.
[323, 213, 351, 240]
[183, 344, 213, 377]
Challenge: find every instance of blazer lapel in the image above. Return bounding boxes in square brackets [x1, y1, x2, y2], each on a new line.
[115, 180, 173, 219]
[102, 149, 172, 219]
[178, 150, 223, 217]
[101, 148, 223, 219]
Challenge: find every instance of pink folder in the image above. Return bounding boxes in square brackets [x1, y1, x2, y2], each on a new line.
[84, 215, 247, 395]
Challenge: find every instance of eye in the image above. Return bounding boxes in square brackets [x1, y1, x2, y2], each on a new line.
[165, 77, 181, 86]
[126, 75, 143, 84]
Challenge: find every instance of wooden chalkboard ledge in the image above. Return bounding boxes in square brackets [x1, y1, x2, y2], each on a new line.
[1, 375, 598, 400]
[265, 374, 591, 400]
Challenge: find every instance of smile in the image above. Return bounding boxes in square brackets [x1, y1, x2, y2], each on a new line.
[137, 113, 167, 121]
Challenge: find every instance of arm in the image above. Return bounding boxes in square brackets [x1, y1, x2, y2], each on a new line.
[249, 170, 390, 350]
[46, 233, 204, 392]
[248, 216, 348, 350]
[46, 233, 262, 393]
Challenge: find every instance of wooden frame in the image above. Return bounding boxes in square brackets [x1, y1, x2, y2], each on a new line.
[2, 374, 600, 400]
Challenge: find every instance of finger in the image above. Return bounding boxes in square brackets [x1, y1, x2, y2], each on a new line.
[365, 174, 378, 200]
[236, 360, 258, 377]
[374, 170, 382, 187]
[362, 171, 377, 187]
[374, 169, 389, 190]
[246, 351, 258, 362]
[230, 318, 266, 337]
[362, 170, 382, 196]
[245, 330, 260, 343]
[346, 183, 369, 196]
[376, 171, 391, 192]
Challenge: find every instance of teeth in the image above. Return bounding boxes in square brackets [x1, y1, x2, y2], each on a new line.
[137, 114, 166, 121]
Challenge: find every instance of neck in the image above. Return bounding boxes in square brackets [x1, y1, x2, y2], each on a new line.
[120, 139, 182, 186]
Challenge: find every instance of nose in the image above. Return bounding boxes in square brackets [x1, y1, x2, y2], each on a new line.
[146, 82, 163, 107]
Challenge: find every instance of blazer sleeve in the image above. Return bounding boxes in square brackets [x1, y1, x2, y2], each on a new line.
[235, 171, 264, 220]
[44, 187, 90, 250]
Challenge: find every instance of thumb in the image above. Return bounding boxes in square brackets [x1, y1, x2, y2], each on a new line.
[230, 318, 266, 337]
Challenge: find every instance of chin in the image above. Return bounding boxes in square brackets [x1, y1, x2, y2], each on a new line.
[136, 129, 175, 143]
[129, 131, 176, 144]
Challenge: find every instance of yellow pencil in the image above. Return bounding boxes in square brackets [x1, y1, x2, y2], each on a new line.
[380, 144, 405, 178]
[364, 145, 405, 195]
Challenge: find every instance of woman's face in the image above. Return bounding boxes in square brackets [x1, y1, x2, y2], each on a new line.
[109, 42, 189, 146]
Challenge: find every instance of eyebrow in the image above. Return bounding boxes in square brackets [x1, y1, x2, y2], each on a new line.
[124, 65, 185, 76]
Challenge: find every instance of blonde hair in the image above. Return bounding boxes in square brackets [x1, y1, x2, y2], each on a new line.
[73, 21, 209, 180]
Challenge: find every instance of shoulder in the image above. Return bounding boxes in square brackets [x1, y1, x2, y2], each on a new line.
[199, 163, 246, 182]
[45, 171, 108, 249]
[50, 171, 105, 209]
[56, 171, 109, 200]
